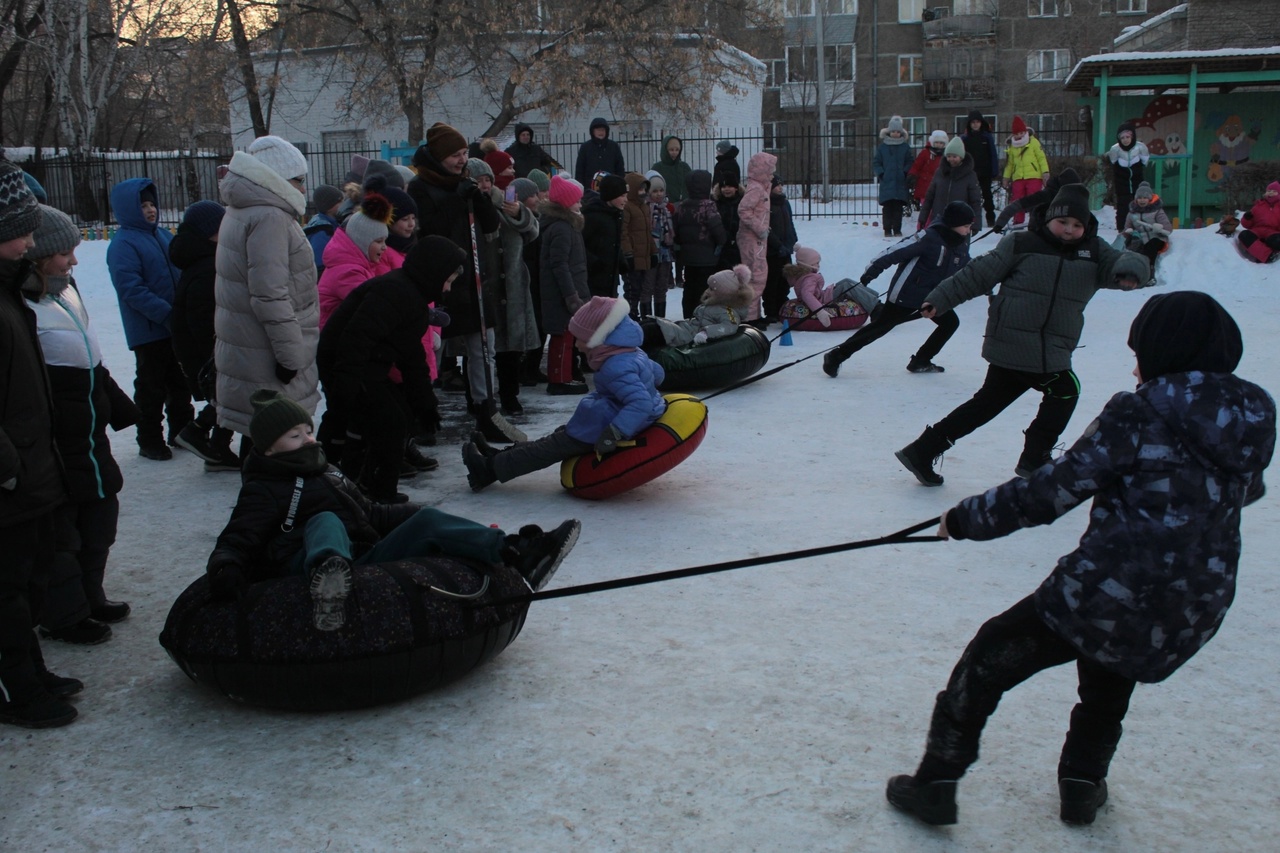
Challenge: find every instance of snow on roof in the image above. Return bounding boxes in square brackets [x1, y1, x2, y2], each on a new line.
[1113, 2, 1189, 46]
[1065, 46, 1280, 89]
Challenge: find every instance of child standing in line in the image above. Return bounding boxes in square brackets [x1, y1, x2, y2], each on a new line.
[673, 170, 726, 319]
[304, 184, 344, 275]
[874, 116, 913, 238]
[23, 206, 139, 646]
[463, 296, 666, 490]
[917, 138, 982, 231]
[736, 151, 776, 325]
[822, 202, 974, 378]
[106, 177, 194, 460]
[620, 172, 656, 319]
[640, 264, 754, 351]
[539, 175, 592, 396]
[908, 130, 948, 213]
[764, 176, 797, 323]
[207, 390, 581, 631]
[169, 200, 239, 472]
[644, 172, 675, 319]
[895, 184, 1148, 485]
[1122, 181, 1171, 278]
[887, 291, 1275, 827]
[1001, 117, 1050, 228]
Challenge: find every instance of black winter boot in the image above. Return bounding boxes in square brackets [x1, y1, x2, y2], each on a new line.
[1015, 428, 1057, 478]
[521, 346, 547, 386]
[501, 519, 582, 591]
[895, 426, 951, 486]
[823, 348, 847, 378]
[885, 775, 958, 825]
[495, 352, 524, 417]
[1059, 778, 1108, 825]
[462, 442, 497, 492]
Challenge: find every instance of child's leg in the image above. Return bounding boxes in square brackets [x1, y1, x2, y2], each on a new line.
[75, 495, 119, 608]
[623, 270, 643, 318]
[1021, 370, 1080, 463]
[1114, 193, 1133, 232]
[1058, 658, 1135, 784]
[932, 364, 1033, 445]
[132, 340, 168, 449]
[357, 507, 506, 566]
[161, 348, 195, 442]
[639, 268, 658, 318]
[491, 426, 593, 483]
[913, 595, 1077, 783]
[38, 504, 91, 631]
[0, 514, 58, 703]
[762, 254, 788, 319]
[682, 265, 711, 318]
[653, 264, 671, 318]
[292, 512, 354, 578]
[914, 311, 961, 364]
[829, 302, 914, 362]
[358, 381, 410, 499]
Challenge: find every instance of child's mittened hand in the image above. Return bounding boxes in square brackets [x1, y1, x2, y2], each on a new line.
[274, 362, 297, 384]
[936, 514, 951, 540]
[919, 302, 937, 319]
[428, 307, 451, 327]
[693, 331, 708, 345]
[594, 424, 624, 456]
[815, 308, 833, 328]
[1117, 275, 1140, 291]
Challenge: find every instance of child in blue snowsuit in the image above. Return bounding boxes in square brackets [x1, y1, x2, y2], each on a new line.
[886, 291, 1276, 828]
[106, 177, 193, 460]
[463, 295, 667, 489]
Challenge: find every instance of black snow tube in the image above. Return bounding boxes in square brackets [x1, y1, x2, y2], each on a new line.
[159, 557, 530, 711]
[651, 325, 771, 392]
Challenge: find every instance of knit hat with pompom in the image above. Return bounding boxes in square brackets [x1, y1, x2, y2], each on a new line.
[344, 192, 392, 257]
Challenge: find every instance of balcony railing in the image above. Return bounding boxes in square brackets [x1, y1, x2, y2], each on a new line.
[922, 14, 996, 40]
[923, 77, 997, 103]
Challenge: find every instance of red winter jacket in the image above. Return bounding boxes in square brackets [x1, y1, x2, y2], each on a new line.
[1242, 196, 1280, 240]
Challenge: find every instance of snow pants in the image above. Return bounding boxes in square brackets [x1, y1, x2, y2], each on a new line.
[291, 508, 506, 577]
[934, 364, 1079, 461]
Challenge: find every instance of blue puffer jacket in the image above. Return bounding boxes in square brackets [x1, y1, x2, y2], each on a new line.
[106, 177, 180, 349]
[947, 370, 1276, 683]
[566, 316, 666, 443]
[873, 135, 913, 204]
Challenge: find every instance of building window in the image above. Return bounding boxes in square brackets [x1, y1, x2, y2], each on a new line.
[1116, 0, 1146, 12]
[898, 55, 923, 85]
[766, 58, 786, 89]
[894, 116, 927, 148]
[785, 0, 857, 15]
[764, 121, 788, 150]
[785, 43, 856, 83]
[1026, 49, 1071, 82]
[828, 120, 858, 148]
[1028, 0, 1069, 17]
[898, 0, 925, 22]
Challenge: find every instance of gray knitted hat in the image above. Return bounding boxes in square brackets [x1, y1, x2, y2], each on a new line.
[30, 204, 80, 259]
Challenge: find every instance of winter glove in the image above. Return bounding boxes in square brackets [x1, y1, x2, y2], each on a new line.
[814, 308, 833, 328]
[594, 424, 625, 456]
[859, 272, 874, 286]
[566, 293, 584, 314]
[428, 307, 451, 328]
[456, 177, 479, 200]
[692, 331, 709, 345]
[208, 564, 247, 601]
[620, 254, 634, 274]
[274, 362, 297, 385]
[992, 209, 1013, 233]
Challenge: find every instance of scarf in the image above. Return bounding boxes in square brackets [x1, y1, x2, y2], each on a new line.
[262, 443, 328, 476]
[587, 344, 635, 372]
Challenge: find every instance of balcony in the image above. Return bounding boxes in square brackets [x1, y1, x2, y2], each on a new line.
[923, 77, 997, 104]
[922, 14, 996, 41]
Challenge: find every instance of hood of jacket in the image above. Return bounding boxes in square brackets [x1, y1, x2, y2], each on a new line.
[401, 235, 467, 303]
[600, 312, 644, 348]
[539, 200, 585, 232]
[110, 177, 159, 232]
[686, 170, 713, 200]
[588, 117, 610, 138]
[1137, 371, 1276, 482]
[1117, 121, 1138, 150]
[659, 135, 684, 165]
[624, 172, 649, 203]
[513, 123, 535, 144]
[168, 221, 217, 269]
[746, 152, 777, 186]
[221, 150, 307, 217]
[966, 109, 990, 133]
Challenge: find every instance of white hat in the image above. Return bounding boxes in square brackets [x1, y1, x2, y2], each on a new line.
[247, 135, 309, 181]
[929, 130, 949, 146]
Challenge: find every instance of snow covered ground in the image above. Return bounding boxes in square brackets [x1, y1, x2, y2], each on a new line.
[3, 213, 1279, 852]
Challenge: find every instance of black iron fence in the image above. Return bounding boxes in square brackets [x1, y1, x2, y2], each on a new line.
[13, 124, 1092, 227]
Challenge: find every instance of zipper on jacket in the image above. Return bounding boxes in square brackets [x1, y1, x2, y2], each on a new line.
[54, 293, 106, 499]
[1039, 254, 1065, 374]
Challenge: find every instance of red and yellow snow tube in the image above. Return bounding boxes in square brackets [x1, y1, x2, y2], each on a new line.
[559, 393, 708, 500]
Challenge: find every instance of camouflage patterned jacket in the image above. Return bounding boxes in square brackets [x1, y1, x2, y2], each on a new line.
[946, 371, 1276, 683]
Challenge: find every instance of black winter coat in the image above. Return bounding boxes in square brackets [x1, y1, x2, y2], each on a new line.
[715, 192, 742, 270]
[581, 196, 624, 297]
[0, 259, 65, 526]
[168, 222, 217, 396]
[407, 150, 499, 338]
[767, 192, 798, 258]
[538, 203, 590, 335]
[673, 171, 726, 268]
[712, 147, 741, 189]
[207, 453, 417, 580]
[574, 119, 626, 186]
[505, 124, 554, 178]
[863, 223, 971, 309]
[316, 268, 440, 426]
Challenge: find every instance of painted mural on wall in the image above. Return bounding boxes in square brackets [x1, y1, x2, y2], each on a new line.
[1097, 93, 1279, 210]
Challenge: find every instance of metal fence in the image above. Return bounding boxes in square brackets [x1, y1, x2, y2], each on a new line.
[14, 124, 1092, 227]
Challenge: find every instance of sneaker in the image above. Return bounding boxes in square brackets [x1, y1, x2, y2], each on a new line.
[546, 381, 589, 396]
[462, 442, 497, 492]
[505, 519, 582, 591]
[885, 774, 958, 825]
[1059, 778, 1107, 825]
[907, 359, 945, 374]
[172, 422, 219, 463]
[309, 556, 353, 632]
[39, 671, 84, 698]
[0, 692, 78, 729]
[90, 600, 131, 623]
[1015, 451, 1053, 479]
[39, 617, 112, 645]
[138, 443, 173, 461]
[822, 351, 842, 378]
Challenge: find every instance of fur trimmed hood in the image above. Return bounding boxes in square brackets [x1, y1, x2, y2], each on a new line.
[223, 150, 307, 217]
[538, 199, 584, 231]
[782, 262, 817, 282]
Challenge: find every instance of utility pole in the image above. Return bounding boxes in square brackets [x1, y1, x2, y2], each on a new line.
[815, 4, 830, 202]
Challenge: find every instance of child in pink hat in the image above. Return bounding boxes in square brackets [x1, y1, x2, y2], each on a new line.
[462, 295, 666, 490]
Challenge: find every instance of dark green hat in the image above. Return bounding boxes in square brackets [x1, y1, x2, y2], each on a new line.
[249, 389, 313, 451]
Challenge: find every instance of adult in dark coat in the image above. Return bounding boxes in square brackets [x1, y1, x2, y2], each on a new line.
[317, 236, 463, 502]
[574, 117, 626, 187]
[581, 174, 627, 298]
[0, 167, 81, 728]
[505, 123, 554, 179]
[961, 110, 1000, 228]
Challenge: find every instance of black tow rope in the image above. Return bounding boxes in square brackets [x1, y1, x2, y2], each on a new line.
[480, 518, 941, 609]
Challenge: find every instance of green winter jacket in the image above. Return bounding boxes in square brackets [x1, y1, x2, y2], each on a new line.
[924, 222, 1149, 374]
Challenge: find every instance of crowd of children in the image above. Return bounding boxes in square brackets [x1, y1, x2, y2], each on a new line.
[3, 128, 1277, 839]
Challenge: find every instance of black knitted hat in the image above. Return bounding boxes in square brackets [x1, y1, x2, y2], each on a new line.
[1128, 291, 1243, 381]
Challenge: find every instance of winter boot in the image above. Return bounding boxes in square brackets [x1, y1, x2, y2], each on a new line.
[895, 426, 951, 486]
[204, 427, 241, 472]
[403, 441, 439, 472]
[495, 352, 524, 417]
[309, 556, 353, 632]
[501, 520, 582, 592]
[89, 600, 131, 623]
[907, 357, 945, 373]
[39, 617, 112, 645]
[469, 430, 500, 459]
[38, 670, 84, 698]
[885, 775, 958, 825]
[1059, 778, 1108, 825]
[173, 421, 219, 462]
[1015, 429, 1056, 478]
[654, 297, 667, 320]
[473, 398, 527, 444]
[823, 346, 849, 378]
[521, 346, 547, 386]
[462, 442, 497, 492]
[0, 691, 78, 729]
